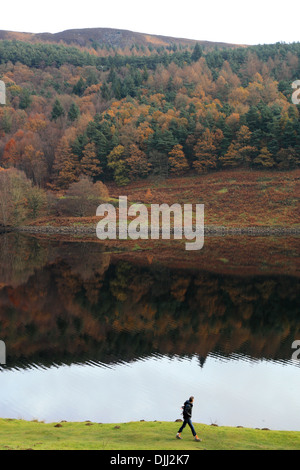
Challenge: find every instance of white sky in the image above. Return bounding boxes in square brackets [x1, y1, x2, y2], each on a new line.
[0, 0, 299, 46]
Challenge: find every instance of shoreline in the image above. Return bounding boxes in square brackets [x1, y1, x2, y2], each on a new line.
[13, 224, 300, 236]
[0, 417, 297, 432]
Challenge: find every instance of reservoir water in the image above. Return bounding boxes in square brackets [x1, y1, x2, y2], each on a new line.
[0, 233, 299, 430]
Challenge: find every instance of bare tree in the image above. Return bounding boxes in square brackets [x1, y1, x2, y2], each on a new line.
[56, 175, 109, 217]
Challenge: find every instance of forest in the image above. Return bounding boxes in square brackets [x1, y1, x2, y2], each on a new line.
[0, 37, 299, 223]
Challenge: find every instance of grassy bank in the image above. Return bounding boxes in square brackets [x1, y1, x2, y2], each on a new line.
[0, 419, 299, 450]
[108, 169, 300, 228]
[21, 170, 300, 230]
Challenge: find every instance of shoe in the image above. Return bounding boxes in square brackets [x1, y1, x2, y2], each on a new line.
[194, 435, 202, 442]
[176, 433, 182, 439]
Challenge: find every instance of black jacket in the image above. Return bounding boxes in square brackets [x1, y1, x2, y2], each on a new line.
[182, 400, 193, 419]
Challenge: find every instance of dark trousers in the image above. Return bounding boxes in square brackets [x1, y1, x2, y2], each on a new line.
[178, 417, 196, 436]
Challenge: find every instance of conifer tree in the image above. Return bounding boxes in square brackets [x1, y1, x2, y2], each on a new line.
[253, 146, 275, 168]
[68, 102, 80, 122]
[193, 129, 218, 173]
[51, 99, 65, 121]
[53, 137, 79, 189]
[80, 142, 102, 179]
[219, 125, 255, 168]
[168, 144, 189, 175]
[107, 145, 129, 186]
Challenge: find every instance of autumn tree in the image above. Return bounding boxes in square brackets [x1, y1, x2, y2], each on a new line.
[53, 137, 79, 189]
[253, 147, 275, 168]
[127, 144, 151, 179]
[0, 170, 12, 226]
[168, 144, 189, 175]
[219, 125, 256, 168]
[56, 175, 108, 217]
[0, 169, 46, 226]
[2, 138, 18, 166]
[193, 129, 219, 173]
[21, 144, 47, 187]
[107, 145, 129, 186]
[80, 142, 102, 179]
[94, 180, 109, 199]
[276, 147, 299, 170]
[26, 185, 47, 218]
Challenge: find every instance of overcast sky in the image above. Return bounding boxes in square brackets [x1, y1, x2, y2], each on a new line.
[0, 0, 299, 46]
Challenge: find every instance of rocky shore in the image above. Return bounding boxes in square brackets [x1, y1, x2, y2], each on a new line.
[14, 224, 300, 236]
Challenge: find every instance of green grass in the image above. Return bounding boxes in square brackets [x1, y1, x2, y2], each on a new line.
[0, 420, 299, 450]
[216, 188, 228, 194]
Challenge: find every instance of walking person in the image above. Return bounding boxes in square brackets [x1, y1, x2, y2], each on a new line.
[176, 396, 201, 441]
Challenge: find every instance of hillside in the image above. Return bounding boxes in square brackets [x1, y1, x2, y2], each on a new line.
[0, 29, 299, 226]
[0, 27, 242, 50]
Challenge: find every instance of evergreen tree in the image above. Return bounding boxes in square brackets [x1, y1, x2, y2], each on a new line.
[276, 147, 299, 169]
[72, 77, 86, 96]
[219, 126, 255, 168]
[101, 81, 111, 101]
[68, 102, 80, 122]
[282, 120, 297, 148]
[191, 43, 203, 62]
[253, 146, 275, 168]
[51, 99, 65, 121]
[19, 88, 32, 110]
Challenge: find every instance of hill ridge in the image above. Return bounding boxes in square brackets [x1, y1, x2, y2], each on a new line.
[0, 26, 244, 50]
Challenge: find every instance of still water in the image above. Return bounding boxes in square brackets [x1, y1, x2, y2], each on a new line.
[0, 233, 299, 430]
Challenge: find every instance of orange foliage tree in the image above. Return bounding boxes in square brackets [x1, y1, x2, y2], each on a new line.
[127, 144, 151, 179]
[168, 144, 189, 175]
[193, 129, 222, 173]
[80, 142, 102, 179]
[219, 125, 256, 168]
[53, 137, 79, 189]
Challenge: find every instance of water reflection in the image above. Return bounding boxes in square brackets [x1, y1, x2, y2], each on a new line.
[0, 233, 299, 429]
[0, 354, 300, 430]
